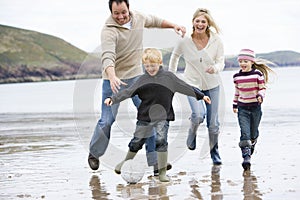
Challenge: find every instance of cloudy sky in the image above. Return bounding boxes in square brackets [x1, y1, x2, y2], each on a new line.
[0, 0, 299, 55]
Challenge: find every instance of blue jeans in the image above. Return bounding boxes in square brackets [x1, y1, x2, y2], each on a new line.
[129, 120, 169, 153]
[237, 105, 262, 147]
[89, 76, 157, 165]
[187, 86, 221, 163]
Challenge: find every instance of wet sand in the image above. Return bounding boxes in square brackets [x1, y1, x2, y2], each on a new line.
[1, 108, 299, 200]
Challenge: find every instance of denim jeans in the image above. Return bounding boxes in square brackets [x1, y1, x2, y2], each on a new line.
[238, 105, 262, 146]
[89, 76, 157, 165]
[187, 86, 221, 163]
[129, 120, 169, 153]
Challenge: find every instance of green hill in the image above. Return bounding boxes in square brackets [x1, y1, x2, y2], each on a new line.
[0, 24, 100, 83]
[1, 24, 299, 84]
[225, 50, 300, 69]
[163, 50, 300, 71]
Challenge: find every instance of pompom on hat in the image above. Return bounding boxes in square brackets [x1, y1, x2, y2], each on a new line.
[237, 49, 255, 62]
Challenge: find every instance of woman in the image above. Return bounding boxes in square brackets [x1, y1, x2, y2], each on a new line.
[168, 8, 225, 165]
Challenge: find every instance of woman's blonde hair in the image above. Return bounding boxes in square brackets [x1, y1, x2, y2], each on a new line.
[191, 8, 221, 38]
[142, 48, 163, 64]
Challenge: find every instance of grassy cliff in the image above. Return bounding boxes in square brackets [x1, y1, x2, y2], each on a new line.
[0, 24, 100, 83]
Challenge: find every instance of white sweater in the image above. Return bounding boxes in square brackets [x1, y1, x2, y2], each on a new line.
[168, 32, 225, 90]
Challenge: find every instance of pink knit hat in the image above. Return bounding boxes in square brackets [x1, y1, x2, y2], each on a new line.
[237, 49, 255, 62]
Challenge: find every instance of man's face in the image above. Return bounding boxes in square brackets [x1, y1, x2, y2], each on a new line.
[111, 1, 130, 25]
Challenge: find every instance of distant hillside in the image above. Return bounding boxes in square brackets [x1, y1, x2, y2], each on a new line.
[225, 50, 300, 69]
[1, 24, 299, 84]
[0, 24, 100, 83]
[163, 50, 300, 71]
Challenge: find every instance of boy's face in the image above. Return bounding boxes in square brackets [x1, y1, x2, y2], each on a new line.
[144, 62, 160, 76]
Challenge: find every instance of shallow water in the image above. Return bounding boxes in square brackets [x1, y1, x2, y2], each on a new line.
[1, 67, 300, 199]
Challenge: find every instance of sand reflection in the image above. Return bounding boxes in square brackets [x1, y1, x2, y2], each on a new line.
[242, 171, 262, 200]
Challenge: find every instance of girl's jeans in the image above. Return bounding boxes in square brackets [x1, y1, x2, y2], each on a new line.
[89, 76, 157, 166]
[238, 105, 262, 147]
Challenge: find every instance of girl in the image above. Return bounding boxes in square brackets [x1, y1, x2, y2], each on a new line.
[233, 49, 274, 170]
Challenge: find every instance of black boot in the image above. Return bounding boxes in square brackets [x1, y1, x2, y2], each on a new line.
[250, 139, 257, 155]
[241, 147, 251, 171]
[88, 153, 99, 170]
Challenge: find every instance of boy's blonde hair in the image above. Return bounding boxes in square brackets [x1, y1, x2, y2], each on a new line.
[142, 48, 163, 64]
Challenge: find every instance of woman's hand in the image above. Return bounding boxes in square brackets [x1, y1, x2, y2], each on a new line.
[206, 66, 215, 74]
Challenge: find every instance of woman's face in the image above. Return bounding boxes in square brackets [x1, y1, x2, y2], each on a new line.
[111, 1, 130, 25]
[193, 15, 208, 34]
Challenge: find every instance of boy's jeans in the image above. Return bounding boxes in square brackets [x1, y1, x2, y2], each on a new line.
[89, 76, 157, 166]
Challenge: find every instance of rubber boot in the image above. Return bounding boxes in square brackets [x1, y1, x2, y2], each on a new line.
[241, 147, 251, 171]
[250, 139, 257, 155]
[209, 133, 222, 165]
[153, 162, 172, 176]
[186, 122, 200, 150]
[115, 151, 137, 174]
[157, 152, 170, 182]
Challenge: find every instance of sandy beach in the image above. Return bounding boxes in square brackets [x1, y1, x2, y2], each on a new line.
[1, 68, 299, 199]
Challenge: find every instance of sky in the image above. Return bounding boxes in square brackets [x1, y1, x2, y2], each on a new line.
[0, 0, 299, 56]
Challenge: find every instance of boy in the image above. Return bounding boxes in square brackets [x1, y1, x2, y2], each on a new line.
[105, 48, 211, 181]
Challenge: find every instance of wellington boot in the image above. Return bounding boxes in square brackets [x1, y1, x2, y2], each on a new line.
[158, 152, 170, 182]
[115, 151, 137, 174]
[186, 122, 200, 150]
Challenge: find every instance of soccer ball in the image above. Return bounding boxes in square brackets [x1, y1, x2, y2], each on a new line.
[121, 160, 145, 184]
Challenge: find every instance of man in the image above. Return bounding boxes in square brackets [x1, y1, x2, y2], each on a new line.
[88, 0, 186, 173]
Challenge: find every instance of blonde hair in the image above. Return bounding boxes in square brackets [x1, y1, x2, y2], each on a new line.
[142, 48, 163, 64]
[253, 58, 276, 84]
[191, 8, 221, 38]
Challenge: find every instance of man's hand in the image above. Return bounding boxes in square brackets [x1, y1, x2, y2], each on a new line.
[174, 25, 186, 37]
[109, 76, 127, 93]
[105, 66, 127, 93]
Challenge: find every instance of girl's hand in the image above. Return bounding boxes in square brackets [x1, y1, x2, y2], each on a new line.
[104, 98, 113, 106]
[257, 96, 263, 103]
[203, 96, 211, 104]
[233, 108, 238, 113]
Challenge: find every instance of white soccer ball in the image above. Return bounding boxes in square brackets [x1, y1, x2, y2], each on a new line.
[121, 160, 145, 184]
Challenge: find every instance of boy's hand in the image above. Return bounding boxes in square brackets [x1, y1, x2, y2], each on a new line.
[104, 98, 113, 106]
[203, 96, 211, 104]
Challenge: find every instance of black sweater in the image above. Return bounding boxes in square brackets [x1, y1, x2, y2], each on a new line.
[110, 67, 205, 122]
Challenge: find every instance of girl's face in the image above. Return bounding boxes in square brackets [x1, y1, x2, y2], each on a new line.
[144, 63, 160, 76]
[238, 59, 253, 72]
[193, 15, 208, 34]
[111, 1, 130, 25]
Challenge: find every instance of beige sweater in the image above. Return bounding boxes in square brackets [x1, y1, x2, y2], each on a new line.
[169, 33, 225, 90]
[101, 11, 163, 79]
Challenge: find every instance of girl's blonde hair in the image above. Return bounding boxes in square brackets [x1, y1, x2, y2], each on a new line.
[142, 48, 163, 64]
[191, 8, 221, 38]
[253, 58, 276, 84]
